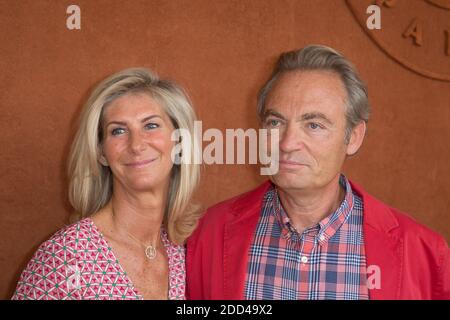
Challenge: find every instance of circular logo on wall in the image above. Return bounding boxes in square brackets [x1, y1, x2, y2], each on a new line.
[347, 0, 450, 81]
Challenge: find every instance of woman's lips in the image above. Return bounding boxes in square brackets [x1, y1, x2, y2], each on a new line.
[125, 158, 156, 168]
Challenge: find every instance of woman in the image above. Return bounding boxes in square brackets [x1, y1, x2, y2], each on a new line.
[12, 68, 201, 300]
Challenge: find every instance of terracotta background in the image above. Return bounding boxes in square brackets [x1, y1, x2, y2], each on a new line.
[1, 0, 449, 299]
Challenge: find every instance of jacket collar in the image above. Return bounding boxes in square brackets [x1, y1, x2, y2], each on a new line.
[223, 179, 402, 300]
[227, 180, 401, 232]
[349, 180, 399, 233]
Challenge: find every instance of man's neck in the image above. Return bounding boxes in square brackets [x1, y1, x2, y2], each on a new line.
[276, 176, 345, 235]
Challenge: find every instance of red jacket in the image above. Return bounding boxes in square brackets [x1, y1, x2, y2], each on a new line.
[186, 180, 450, 300]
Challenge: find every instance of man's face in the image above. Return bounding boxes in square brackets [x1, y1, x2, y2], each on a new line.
[262, 70, 357, 193]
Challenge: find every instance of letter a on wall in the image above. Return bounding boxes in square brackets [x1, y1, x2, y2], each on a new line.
[66, 5, 81, 30]
[366, 5, 381, 30]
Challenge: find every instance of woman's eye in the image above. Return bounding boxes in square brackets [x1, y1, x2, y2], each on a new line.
[111, 128, 125, 136]
[145, 123, 159, 130]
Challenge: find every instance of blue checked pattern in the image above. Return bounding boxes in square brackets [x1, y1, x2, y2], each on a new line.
[244, 175, 369, 300]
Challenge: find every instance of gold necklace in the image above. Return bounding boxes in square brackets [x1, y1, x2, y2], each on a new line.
[112, 205, 160, 260]
[125, 231, 158, 260]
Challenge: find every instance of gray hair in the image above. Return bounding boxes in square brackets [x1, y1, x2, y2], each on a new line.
[257, 44, 370, 142]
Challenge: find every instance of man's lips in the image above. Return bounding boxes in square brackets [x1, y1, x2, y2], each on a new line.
[278, 159, 309, 168]
[125, 158, 156, 168]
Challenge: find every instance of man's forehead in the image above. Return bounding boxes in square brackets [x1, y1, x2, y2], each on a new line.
[270, 70, 346, 97]
[265, 70, 347, 113]
[263, 107, 334, 123]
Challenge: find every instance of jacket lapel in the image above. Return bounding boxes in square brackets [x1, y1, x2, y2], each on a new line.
[351, 181, 403, 300]
[223, 182, 271, 299]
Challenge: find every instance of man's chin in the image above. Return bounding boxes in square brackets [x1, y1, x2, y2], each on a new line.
[269, 173, 310, 190]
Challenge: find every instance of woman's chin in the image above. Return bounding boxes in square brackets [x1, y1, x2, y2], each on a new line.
[126, 178, 169, 192]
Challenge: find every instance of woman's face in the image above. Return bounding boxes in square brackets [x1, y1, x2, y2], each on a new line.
[101, 92, 176, 193]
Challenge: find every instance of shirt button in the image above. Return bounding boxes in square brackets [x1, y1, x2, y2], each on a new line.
[301, 256, 308, 264]
[319, 235, 325, 242]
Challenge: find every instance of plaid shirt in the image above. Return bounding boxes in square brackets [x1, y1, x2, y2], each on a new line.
[244, 175, 369, 300]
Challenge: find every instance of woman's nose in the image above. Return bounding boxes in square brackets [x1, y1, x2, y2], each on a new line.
[128, 131, 147, 154]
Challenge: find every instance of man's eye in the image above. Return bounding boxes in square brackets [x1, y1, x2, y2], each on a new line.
[308, 122, 322, 130]
[266, 119, 280, 127]
[111, 128, 125, 136]
[145, 123, 159, 130]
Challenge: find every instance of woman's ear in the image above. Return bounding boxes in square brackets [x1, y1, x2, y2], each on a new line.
[98, 141, 109, 166]
[98, 150, 109, 167]
[99, 154, 108, 166]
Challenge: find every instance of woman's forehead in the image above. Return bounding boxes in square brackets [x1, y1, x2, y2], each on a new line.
[103, 92, 168, 121]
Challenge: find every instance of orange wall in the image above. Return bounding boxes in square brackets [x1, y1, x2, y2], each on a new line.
[1, 0, 449, 299]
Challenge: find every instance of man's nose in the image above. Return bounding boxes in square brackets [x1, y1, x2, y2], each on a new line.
[279, 124, 303, 153]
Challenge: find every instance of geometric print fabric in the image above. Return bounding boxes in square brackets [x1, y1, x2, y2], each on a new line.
[12, 218, 186, 300]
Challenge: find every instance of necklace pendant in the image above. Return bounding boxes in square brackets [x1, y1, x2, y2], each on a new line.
[145, 245, 156, 259]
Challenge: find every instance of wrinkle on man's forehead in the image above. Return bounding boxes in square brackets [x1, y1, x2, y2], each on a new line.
[265, 70, 348, 120]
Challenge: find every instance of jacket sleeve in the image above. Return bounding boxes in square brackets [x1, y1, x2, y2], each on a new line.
[435, 239, 450, 300]
[186, 214, 205, 300]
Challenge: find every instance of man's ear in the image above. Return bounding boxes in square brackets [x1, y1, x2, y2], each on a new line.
[346, 121, 366, 156]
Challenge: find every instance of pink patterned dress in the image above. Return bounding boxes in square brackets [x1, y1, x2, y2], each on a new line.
[12, 218, 186, 300]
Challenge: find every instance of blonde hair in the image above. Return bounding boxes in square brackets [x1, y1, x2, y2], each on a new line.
[68, 68, 201, 244]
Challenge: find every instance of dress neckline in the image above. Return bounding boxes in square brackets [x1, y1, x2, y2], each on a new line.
[83, 217, 172, 300]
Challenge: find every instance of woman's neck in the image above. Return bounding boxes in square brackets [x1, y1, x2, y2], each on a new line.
[107, 182, 168, 246]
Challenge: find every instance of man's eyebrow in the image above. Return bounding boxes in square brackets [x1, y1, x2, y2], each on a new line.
[263, 109, 287, 121]
[301, 112, 333, 124]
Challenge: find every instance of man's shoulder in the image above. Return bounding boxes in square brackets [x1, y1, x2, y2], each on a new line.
[186, 181, 272, 270]
[189, 181, 271, 244]
[390, 206, 447, 246]
[203, 181, 271, 222]
[351, 180, 448, 246]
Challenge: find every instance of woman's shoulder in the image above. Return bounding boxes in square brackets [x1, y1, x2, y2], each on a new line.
[11, 217, 106, 300]
[40, 217, 101, 251]
[22, 217, 105, 269]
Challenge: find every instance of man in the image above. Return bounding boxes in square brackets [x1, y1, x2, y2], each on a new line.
[186, 45, 450, 299]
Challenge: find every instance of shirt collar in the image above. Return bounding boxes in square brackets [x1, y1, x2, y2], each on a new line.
[271, 174, 355, 244]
